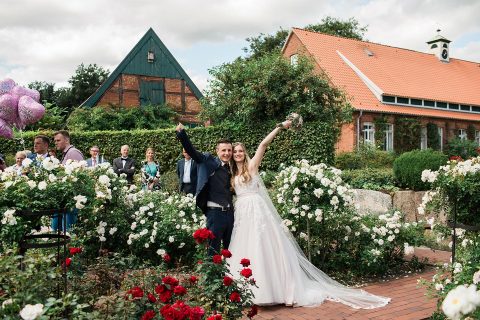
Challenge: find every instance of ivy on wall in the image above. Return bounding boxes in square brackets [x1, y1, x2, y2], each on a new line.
[373, 115, 388, 150]
[426, 123, 440, 151]
[393, 117, 421, 154]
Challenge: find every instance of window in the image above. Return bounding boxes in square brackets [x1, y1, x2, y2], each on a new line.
[290, 54, 298, 66]
[396, 97, 409, 104]
[476, 131, 480, 146]
[424, 100, 435, 107]
[459, 129, 467, 140]
[363, 122, 375, 144]
[384, 124, 394, 151]
[438, 127, 444, 151]
[411, 99, 422, 106]
[437, 102, 447, 109]
[420, 127, 428, 150]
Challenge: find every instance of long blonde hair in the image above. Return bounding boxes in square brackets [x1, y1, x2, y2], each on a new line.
[231, 142, 251, 187]
[144, 147, 155, 162]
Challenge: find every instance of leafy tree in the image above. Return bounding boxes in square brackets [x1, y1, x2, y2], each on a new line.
[68, 63, 110, 108]
[244, 16, 368, 58]
[27, 81, 56, 103]
[202, 53, 352, 128]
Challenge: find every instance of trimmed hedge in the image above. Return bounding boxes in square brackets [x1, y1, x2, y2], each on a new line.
[0, 122, 336, 172]
[393, 149, 447, 191]
[342, 168, 396, 192]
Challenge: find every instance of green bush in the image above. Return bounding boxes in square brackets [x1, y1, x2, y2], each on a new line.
[447, 137, 479, 160]
[393, 149, 447, 190]
[342, 167, 397, 192]
[335, 144, 396, 170]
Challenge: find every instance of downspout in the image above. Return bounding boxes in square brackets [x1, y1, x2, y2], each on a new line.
[356, 110, 363, 151]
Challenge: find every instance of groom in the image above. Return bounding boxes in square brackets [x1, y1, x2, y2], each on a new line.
[176, 123, 234, 255]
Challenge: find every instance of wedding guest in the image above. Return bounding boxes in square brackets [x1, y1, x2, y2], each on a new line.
[141, 147, 161, 191]
[30, 135, 50, 159]
[112, 145, 136, 185]
[86, 145, 107, 168]
[8, 151, 26, 176]
[53, 130, 84, 165]
[176, 148, 197, 195]
[48, 148, 57, 158]
[52, 130, 84, 232]
[0, 153, 6, 172]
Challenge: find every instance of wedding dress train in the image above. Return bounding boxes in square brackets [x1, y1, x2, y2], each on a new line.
[228, 175, 390, 308]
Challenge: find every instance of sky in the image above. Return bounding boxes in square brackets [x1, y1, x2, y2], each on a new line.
[0, 0, 479, 92]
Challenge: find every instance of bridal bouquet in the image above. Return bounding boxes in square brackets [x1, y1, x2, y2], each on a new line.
[286, 112, 303, 131]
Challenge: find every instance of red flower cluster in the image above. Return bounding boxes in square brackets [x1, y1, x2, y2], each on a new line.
[147, 292, 157, 303]
[189, 275, 198, 284]
[193, 228, 215, 244]
[212, 255, 223, 264]
[223, 276, 233, 286]
[207, 314, 223, 320]
[162, 276, 180, 287]
[173, 285, 187, 296]
[126, 286, 144, 299]
[450, 155, 463, 161]
[240, 268, 252, 278]
[190, 306, 205, 320]
[160, 300, 202, 320]
[240, 258, 250, 267]
[63, 258, 72, 268]
[141, 310, 156, 320]
[220, 249, 232, 258]
[247, 305, 258, 318]
[229, 292, 241, 302]
[163, 253, 172, 263]
[69, 247, 82, 255]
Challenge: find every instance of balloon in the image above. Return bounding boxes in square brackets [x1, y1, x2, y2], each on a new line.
[11, 85, 40, 102]
[18, 96, 45, 127]
[0, 94, 19, 125]
[0, 118, 13, 139]
[0, 78, 15, 95]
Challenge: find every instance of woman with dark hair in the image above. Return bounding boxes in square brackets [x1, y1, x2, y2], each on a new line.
[141, 147, 161, 191]
[228, 121, 389, 309]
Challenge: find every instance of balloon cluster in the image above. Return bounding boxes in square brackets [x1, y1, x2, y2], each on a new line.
[0, 78, 45, 139]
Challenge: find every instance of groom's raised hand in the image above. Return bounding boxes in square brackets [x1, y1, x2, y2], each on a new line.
[176, 123, 185, 132]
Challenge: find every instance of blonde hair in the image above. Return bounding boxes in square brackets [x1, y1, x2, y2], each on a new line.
[145, 147, 155, 161]
[231, 142, 251, 187]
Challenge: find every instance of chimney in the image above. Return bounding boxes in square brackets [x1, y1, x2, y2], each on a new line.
[427, 29, 451, 62]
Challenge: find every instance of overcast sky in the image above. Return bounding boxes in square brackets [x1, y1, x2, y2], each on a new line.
[1, 0, 479, 92]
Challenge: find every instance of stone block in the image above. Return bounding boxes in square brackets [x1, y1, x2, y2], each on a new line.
[352, 189, 392, 216]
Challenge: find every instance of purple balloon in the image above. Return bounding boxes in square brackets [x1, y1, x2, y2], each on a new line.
[11, 85, 40, 102]
[0, 78, 15, 95]
[18, 96, 45, 127]
[0, 117, 13, 139]
[0, 94, 19, 126]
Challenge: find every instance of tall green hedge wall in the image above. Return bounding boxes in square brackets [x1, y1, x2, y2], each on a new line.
[0, 122, 336, 172]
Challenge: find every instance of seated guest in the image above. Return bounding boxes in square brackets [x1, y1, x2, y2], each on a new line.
[0, 154, 6, 172]
[86, 146, 107, 168]
[112, 145, 136, 185]
[141, 147, 161, 191]
[8, 151, 27, 176]
[176, 148, 197, 195]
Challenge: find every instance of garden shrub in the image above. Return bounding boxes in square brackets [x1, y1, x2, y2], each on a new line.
[341, 167, 397, 192]
[393, 149, 447, 191]
[335, 144, 396, 170]
[447, 137, 479, 160]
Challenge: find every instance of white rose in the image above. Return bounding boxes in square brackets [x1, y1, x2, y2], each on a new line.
[19, 303, 44, 320]
[157, 249, 166, 256]
[169, 236, 174, 243]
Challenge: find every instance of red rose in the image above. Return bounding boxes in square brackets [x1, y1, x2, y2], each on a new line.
[172, 300, 191, 318]
[147, 292, 157, 303]
[190, 306, 205, 320]
[173, 285, 187, 296]
[247, 305, 258, 318]
[162, 276, 179, 287]
[229, 292, 241, 302]
[189, 275, 198, 283]
[163, 253, 171, 263]
[159, 290, 172, 303]
[155, 284, 167, 294]
[141, 310, 156, 320]
[207, 314, 223, 320]
[221, 249, 232, 258]
[449, 155, 463, 161]
[197, 260, 203, 264]
[223, 276, 233, 286]
[212, 255, 223, 264]
[193, 228, 215, 244]
[69, 247, 82, 255]
[63, 258, 72, 268]
[127, 286, 144, 299]
[240, 268, 253, 278]
[160, 305, 174, 320]
[240, 258, 250, 267]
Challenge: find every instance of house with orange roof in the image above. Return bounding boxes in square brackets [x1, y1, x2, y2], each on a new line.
[282, 28, 480, 153]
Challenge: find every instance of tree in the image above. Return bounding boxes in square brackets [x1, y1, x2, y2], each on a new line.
[27, 81, 56, 103]
[69, 63, 109, 108]
[202, 53, 352, 128]
[244, 16, 368, 59]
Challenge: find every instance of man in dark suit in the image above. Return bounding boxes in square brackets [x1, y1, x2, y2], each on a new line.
[176, 148, 197, 195]
[176, 123, 233, 255]
[28, 135, 50, 161]
[86, 145, 107, 168]
[112, 145, 136, 185]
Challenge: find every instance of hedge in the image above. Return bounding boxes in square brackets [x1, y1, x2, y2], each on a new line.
[0, 122, 337, 172]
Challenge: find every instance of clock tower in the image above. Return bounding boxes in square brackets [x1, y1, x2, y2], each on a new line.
[427, 29, 451, 63]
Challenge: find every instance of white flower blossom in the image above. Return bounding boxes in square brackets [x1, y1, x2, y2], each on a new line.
[19, 303, 44, 320]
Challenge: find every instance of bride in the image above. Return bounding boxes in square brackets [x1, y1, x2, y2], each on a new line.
[227, 121, 390, 309]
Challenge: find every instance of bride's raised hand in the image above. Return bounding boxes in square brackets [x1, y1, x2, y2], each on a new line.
[282, 120, 292, 129]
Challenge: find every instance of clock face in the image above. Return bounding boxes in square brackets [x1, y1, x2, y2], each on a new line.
[441, 49, 448, 59]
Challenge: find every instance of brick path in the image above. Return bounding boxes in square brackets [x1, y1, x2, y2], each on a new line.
[250, 247, 450, 320]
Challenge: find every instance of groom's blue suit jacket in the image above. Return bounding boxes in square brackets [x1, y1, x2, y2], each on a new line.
[176, 129, 222, 214]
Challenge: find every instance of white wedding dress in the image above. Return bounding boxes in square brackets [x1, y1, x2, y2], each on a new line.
[228, 174, 390, 308]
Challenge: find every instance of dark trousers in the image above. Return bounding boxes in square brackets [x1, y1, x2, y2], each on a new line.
[206, 207, 234, 255]
[181, 182, 195, 195]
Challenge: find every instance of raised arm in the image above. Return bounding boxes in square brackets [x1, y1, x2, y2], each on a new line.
[249, 120, 291, 173]
[175, 123, 205, 163]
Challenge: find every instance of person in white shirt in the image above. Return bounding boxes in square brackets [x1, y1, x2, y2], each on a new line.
[86, 146, 107, 168]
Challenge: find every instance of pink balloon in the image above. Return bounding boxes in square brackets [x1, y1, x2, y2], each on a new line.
[0, 94, 19, 125]
[18, 96, 45, 127]
[11, 85, 40, 102]
[0, 118, 13, 139]
[0, 78, 15, 95]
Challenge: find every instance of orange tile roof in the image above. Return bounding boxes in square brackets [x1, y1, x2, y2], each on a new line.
[286, 28, 480, 121]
